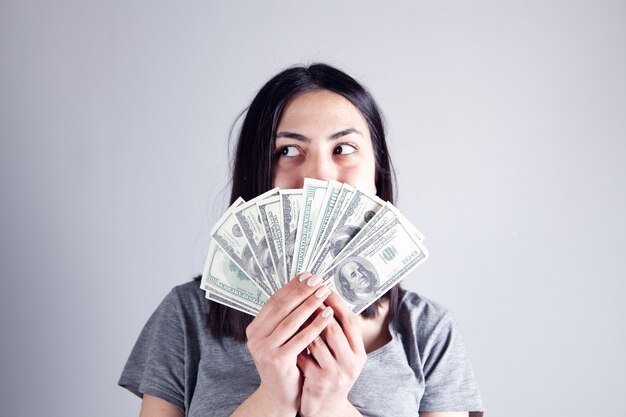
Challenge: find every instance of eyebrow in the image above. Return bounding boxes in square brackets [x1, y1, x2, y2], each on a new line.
[275, 128, 363, 143]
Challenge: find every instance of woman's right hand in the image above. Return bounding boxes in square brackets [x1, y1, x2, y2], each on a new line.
[237, 272, 334, 417]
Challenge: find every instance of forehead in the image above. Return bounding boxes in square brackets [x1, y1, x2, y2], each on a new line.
[277, 90, 370, 135]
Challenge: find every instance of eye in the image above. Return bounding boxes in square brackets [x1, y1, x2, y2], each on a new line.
[333, 143, 357, 155]
[276, 145, 302, 158]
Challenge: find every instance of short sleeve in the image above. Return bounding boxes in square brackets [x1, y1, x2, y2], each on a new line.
[118, 289, 187, 411]
[418, 311, 483, 412]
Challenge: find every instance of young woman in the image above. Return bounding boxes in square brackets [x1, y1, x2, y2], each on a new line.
[120, 63, 483, 417]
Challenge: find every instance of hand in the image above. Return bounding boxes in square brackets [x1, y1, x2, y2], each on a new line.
[243, 272, 335, 416]
[296, 290, 367, 417]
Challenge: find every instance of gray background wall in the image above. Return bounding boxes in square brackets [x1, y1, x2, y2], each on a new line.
[1, 1, 624, 416]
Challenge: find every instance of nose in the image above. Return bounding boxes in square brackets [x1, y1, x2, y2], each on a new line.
[304, 154, 337, 182]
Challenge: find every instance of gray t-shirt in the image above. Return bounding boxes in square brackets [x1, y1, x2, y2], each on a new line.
[119, 279, 483, 416]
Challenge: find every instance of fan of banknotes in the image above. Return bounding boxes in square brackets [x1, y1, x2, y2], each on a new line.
[200, 178, 429, 315]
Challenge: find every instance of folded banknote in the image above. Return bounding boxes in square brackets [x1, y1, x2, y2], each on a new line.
[201, 178, 428, 314]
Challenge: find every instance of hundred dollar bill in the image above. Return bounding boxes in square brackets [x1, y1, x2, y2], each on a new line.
[281, 189, 302, 280]
[234, 188, 281, 293]
[201, 241, 266, 313]
[211, 197, 273, 296]
[206, 292, 259, 316]
[325, 202, 427, 269]
[305, 182, 355, 272]
[301, 180, 343, 271]
[374, 205, 426, 242]
[258, 195, 288, 286]
[322, 202, 396, 270]
[308, 189, 384, 274]
[291, 178, 328, 276]
[321, 216, 428, 313]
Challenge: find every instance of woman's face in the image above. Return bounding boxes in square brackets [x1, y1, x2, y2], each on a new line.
[272, 90, 377, 193]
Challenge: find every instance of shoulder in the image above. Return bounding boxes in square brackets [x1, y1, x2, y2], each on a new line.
[148, 278, 208, 334]
[392, 288, 464, 357]
[161, 276, 207, 314]
[393, 289, 484, 411]
[171, 276, 206, 304]
[397, 288, 450, 316]
[395, 289, 454, 335]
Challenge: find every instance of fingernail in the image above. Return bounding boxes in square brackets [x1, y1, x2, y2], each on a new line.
[307, 274, 322, 286]
[298, 272, 312, 283]
[322, 306, 333, 318]
[315, 287, 330, 298]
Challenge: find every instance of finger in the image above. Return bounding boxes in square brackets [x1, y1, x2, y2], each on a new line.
[307, 334, 335, 369]
[320, 317, 353, 359]
[296, 351, 319, 375]
[269, 286, 332, 346]
[282, 305, 334, 356]
[254, 272, 312, 324]
[324, 291, 365, 354]
[270, 272, 315, 306]
[249, 272, 322, 336]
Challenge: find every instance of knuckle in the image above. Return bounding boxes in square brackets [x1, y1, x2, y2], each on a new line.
[290, 273, 305, 286]
[253, 348, 279, 367]
[295, 281, 314, 297]
[280, 291, 301, 309]
[310, 335, 324, 348]
[246, 339, 258, 354]
[245, 324, 255, 339]
[280, 314, 299, 332]
[291, 331, 309, 347]
[253, 350, 268, 364]
[312, 318, 329, 334]
[272, 297, 289, 317]
[325, 320, 341, 334]
[304, 295, 324, 311]
[263, 296, 277, 311]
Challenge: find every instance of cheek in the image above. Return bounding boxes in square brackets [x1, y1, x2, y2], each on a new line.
[341, 145, 377, 193]
[272, 166, 302, 189]
[341, 164, 377, 194]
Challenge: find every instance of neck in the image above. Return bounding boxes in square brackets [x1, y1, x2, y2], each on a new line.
[358, 299, 392, 353]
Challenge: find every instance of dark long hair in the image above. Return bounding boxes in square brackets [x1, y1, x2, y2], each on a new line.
[207, 63, 399, 342]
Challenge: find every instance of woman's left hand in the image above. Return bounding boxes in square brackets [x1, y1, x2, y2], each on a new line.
[296, 290, 367, 417]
